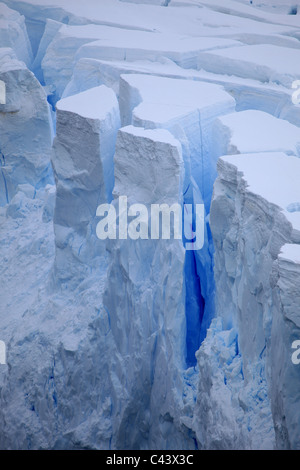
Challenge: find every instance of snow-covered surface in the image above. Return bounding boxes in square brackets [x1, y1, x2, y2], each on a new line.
[0, 46, 53, 205]
[113, 125, 183, 204]
[218, 152, 300, 241]
[6, 0, 299, 34]
[102, 125, 189, 448]
[56, 84, 119, 121]
[0, 2, 33, 67]
[62, 57, 300, 129]
[212, 110, 300, 157]
[0, 0, 300, 451]
[118, 73, 236, 211]
[220, 152, 300, 211]
[41, 21, 242, 101]
[194, 0, 300, 27]
[198, 44, 300, 87]
[279, 243, 300, 264]
[209, 150, 300, 449]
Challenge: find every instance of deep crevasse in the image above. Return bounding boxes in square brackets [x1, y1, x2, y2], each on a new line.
[0, 0, 300, 450]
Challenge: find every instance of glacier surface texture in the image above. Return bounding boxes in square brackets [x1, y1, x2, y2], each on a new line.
[0, 0, 300, 450]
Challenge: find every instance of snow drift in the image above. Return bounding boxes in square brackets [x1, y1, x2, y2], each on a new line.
[0, 0, 300, 451]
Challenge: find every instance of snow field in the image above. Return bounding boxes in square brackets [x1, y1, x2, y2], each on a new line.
[0, 0, 300, 450]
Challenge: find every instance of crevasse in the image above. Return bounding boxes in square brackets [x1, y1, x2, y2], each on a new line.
[0, 0, 300, 451]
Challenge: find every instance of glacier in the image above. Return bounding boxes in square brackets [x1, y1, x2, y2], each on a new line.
[0, 3, 33, 67]
[0, 0, 300, 451]
[52, 85, 120, 283]
[0, 46, 53, 205]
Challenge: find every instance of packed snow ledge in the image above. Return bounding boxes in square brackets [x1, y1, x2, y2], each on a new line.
[0, 0, 300, 450]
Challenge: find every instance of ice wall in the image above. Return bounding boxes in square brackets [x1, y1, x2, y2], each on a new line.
[271, 244, 300, 449]
[119, 74, 236, 208]
[0, 47, 52, 206]
[102, 125, 196, 448]
[199, 152, 300, 449]
[52, 85, 120, 283]
[212, 110, 300, 158]
[1, 0, 300, 451]
[117, 73, 237, 363]
[0, 3, 33, 67]
[41, 21, 240, 105]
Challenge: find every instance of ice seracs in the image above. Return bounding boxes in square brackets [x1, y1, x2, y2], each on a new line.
[52, 85, 120, 282]
[32, 19, 63, 83]
[113, 125, 184, 205]
[271, 242, 300, 449]
[119, 73, 236, 211]
[204, 151, 300, 449]
[119, 0, 169, 4]
[0, 2, 33, 67]
[0, 47, 52, 206]
[198, 44, 300, 87]
[118, 73, 236, 363]
[41, 21, 241, 103]
[212, 110, 300, 158]
[103, 125, 191, 449]
[1, 0, 300, 451]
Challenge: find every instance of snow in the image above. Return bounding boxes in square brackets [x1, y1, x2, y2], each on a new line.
[32, 18, 62, 82]
[0, 47, 53, 205]
[198, 44, 300, 87]
[272, 241, 300, 449]
[7, 0, 295, 36]
[62, 56, 300, 130]
[209, 149, 300, 449]
[114, 125, 183, 205]
[279, 243, 300, 264]
[56, 85, 119, 121]
[193, 0, 300, 28]
[212, 110, 300, 158]
[117, 74, 233, 361]
[41, 21, 242, 102]
[0, 2, 33, 67]
[74, 36, 241, 80]
[119, 73, 236, 212]
[103, 124, 189, 449]
[219, 152, 300, 216]
[0, 0, 300, 451]
[120, 0, 169, 4]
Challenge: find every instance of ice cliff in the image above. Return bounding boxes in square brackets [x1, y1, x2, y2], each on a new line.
[0, 45, 52, 205]
[52, 85, 120, 283]
[200, 152, 300, 449]
[0, 0, 300, 450]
